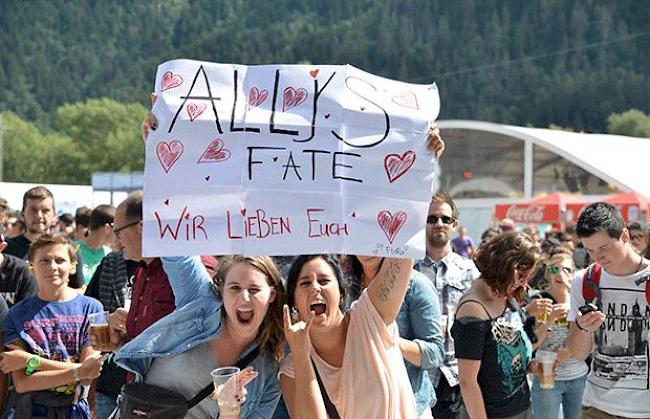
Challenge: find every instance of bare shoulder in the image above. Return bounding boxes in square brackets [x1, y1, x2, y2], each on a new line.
[455, 297, 492, 321]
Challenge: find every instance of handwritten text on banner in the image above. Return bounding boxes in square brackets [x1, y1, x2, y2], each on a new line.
[143, 60, 439, 258]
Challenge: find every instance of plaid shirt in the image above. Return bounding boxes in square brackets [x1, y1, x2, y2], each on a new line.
[415, 251, 479, 386]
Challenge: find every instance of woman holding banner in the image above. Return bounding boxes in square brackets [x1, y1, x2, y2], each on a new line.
[110, 255, 286, 418]
[280, 254, 417, 418]
[345, 255, 444, 418]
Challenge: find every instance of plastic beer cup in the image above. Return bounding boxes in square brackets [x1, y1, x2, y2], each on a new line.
[537, 350, 557, 390]
[88, 311, 110, 348]
[211, 366, 241, 416]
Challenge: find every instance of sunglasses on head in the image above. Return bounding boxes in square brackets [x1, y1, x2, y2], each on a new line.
[426, 215, 455, 225]
[546, 265, 573, 275]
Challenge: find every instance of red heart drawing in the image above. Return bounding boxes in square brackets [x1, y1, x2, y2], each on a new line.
[391, 90, 419, 110]
[187, 102, 207, 121]
[240, 208, 247, 216]
[156, 140, 184, 173]
[248, 87, 269, 110]
[310, 69, 319, 78]
[161, 71, 183, 92]
[197, 138, 231, 164]
[282, 87, 308, 112]
[377, 210, 408, 244]
[384, 151, 417, 183]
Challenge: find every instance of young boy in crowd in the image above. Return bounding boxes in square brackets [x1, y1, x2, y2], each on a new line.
[1, 235, 104, 418]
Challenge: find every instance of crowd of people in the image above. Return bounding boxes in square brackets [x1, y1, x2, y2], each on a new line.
[0, 124, 649, 419]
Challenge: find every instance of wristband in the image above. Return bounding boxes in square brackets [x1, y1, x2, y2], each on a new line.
[575, 318, 590, 333]
[25, 355, 41, 376]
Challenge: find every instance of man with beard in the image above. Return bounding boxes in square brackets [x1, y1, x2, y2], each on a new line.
[415, 192, 480, 419]
[3, 186, 84, 289]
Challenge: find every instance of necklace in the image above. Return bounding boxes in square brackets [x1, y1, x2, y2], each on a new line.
[633, 256, 645, 274]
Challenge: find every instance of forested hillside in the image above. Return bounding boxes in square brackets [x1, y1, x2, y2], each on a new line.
[1, 0, 649, 183]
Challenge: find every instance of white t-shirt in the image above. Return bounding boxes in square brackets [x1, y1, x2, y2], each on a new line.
[568, 264, 650, 418]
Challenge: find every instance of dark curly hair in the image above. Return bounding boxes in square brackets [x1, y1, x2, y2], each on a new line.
[474, 231, 541, 299]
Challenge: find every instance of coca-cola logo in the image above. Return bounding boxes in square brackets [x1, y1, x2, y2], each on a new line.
[505, 205, 546, 223]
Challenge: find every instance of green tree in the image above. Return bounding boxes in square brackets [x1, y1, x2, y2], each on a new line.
[1, 111, 84, 184]
[607, 109, 650, 138]
[55, 98, 148, 182]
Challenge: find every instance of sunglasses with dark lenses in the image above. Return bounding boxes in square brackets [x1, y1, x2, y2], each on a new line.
[546, 265, 573, 275]
[427, 215, 455, 225]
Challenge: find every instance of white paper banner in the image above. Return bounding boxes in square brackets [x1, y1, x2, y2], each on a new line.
[143, 59, 439, 258]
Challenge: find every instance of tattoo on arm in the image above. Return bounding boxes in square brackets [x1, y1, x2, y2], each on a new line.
[378, 261, 401, 301]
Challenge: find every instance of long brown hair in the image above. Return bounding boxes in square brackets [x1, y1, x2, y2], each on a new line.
[214, 256, 286, 360]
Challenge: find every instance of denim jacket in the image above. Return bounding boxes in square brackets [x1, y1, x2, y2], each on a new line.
[415, 252, 479, 387]
[347, 270, 444, 417]
[114, 256, 281, 418]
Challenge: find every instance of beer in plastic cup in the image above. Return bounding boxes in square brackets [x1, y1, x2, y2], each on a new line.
[211, 366, 240, 416]
[89, 311, 110, 347]
[537, 350, 557, 390]
[556, 313, 568, 327]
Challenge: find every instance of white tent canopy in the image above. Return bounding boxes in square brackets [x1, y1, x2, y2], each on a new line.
[439, 120, 650, 197]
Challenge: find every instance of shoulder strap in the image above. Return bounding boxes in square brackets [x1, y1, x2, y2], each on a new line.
[311, 359, 340, 419]
[188, 347, 259, 410]
[456, 299, 493, 319]
[582, 263, 602, 304]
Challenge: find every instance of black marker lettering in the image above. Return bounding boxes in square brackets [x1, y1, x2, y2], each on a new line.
[169, 65, 223, 134]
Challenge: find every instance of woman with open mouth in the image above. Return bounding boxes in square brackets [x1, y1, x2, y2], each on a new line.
[279, 254, 418, 418]
[345, 255, 444, 418]
[113, 255, 286, 418]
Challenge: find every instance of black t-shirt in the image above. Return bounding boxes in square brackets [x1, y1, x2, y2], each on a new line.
[452, 301, 532, 418]
[0, 254, 38, 307]
[4, 234, 85, 289]
[4, 235, 31, 258]
[0, 297, 8, 326]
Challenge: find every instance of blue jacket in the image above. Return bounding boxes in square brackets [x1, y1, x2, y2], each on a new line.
[114, 256, 281, 418]
[396, 270, 445, 416]
[348, 269, 444, 416]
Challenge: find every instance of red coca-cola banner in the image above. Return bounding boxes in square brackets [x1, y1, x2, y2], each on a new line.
[494, 192, 587, 224]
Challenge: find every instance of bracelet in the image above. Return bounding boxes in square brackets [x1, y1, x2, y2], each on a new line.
[575, 318, 590, 333]
[72, 367, 81, 382]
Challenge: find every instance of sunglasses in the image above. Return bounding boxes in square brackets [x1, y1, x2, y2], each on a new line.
[546, 265, 573, 275]
[427, 215, 455, 225]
